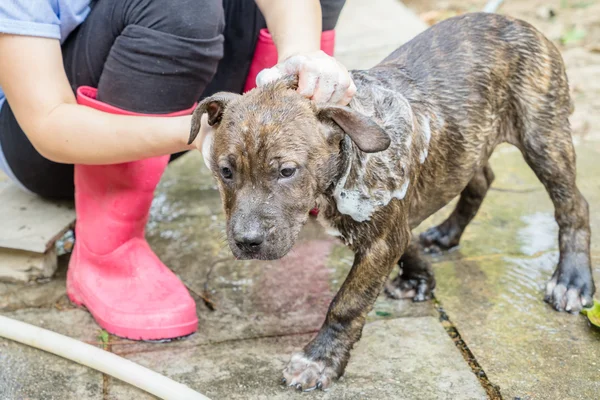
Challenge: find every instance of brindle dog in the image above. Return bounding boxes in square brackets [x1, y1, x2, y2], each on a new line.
[189, 13, 595, 391]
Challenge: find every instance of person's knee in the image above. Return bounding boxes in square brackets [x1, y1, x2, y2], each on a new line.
[97, 0, 225, 113]
[132, 0, 225, 40]
[321, 0, 346, 31]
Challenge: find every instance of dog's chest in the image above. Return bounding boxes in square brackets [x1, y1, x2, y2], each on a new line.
[315, 199, 358, 247]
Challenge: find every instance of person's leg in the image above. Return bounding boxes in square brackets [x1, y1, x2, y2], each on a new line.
[62, 0, 225, 341]
[0, 102, 75, 198]
[62, 0, 224, 112]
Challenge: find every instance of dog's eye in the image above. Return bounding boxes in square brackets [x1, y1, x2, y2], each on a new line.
[220, 167, 233, 180]
[279, 167, 296, 179]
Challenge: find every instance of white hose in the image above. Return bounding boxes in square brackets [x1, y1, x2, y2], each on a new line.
[0, 315, 211, 400]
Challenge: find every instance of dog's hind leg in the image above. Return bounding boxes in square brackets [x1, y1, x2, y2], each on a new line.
[420, 163, 495, 252]
[385, 240, 436, 302]
[519, 119, 595, 312]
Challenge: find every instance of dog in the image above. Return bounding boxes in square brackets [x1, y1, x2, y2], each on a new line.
[188, 12, 595, 392]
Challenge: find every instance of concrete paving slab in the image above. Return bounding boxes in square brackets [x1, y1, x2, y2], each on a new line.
[433, 256, 600, 400]
[0, 246, 59, 284]
[419, 143, 600, 399]
[0, 183, 74, 254]
[0, 254, 70, 312]
[108, 317, 487, 400]
[335, 0, 428, 70]
[0, 308, 104, 400]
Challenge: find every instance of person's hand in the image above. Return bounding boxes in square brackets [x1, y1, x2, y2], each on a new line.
[256, 50, 356, 105]
[191, 113, 211, 149]
[189, 112, 218, 169]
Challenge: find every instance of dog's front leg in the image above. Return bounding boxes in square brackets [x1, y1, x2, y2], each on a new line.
[283, 221, 409, 391]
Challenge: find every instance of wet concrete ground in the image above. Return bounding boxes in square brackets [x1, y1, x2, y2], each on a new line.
[1, 150, 485, 400]
[2, 1, 600, 399]
[417, 143, 600, 400]
[2, 140, 599, 399]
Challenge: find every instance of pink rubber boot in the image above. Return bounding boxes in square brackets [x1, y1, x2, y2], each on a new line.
[67, 87, 198, 341]
[243, 29, 335, 217]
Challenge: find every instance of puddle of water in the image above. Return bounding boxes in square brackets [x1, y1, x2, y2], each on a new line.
[502, 251, 558, 313]
[517, 212, 558, 256]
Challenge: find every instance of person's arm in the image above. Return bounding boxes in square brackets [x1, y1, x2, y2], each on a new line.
[0, 34, 194, 165]
[254, 0, 356, 105]
[254, 0, 321, 61]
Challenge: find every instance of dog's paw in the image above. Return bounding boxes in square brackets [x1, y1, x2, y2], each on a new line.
[282, 352, 337, 392]
[385, 274, 434, 302]
[419, 223, 461, 253]
[544, 254, 595, 313]
[544, 275, 594, 313]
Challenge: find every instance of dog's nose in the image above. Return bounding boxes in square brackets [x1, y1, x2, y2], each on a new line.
[234, 231, 265, 253]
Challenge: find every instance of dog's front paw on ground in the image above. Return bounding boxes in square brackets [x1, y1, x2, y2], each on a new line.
[282, 352, 337, 392]
[385, 274, 434, 302]
[544, 275, 594, 313]
[419, 223, 460, 253]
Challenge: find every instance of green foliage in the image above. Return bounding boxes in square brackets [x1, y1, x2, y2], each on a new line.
[581, 299, 600, 328]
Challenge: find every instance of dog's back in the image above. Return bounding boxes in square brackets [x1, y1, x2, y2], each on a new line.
[381, 12, 571, 124]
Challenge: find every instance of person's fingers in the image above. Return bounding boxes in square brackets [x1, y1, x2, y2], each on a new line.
[311, 64, 337, 103]
[297, 64, 319, 99]
[329, 68, 351, 104]
[255, 51, 356, 105]
[194, 113, 212, 149]
[256, 65, 284, 87]
[279, 55, 304, 75]
[337, 79, 357, 106]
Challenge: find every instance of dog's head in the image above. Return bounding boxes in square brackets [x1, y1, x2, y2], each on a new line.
[189, 77, 391, 260]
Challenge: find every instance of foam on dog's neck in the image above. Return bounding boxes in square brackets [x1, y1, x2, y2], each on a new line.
[333, 137, 410, 223]
[333, 139, 373, 222]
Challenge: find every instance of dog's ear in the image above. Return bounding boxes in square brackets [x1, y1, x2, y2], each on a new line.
[317, 105, 391, 153]
[188, 92, 241, 145]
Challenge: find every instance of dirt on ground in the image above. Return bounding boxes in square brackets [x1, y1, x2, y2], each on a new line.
[401, 0, 600, 141]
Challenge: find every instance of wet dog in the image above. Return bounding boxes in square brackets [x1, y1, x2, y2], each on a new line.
[189, 12, 595, 392]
